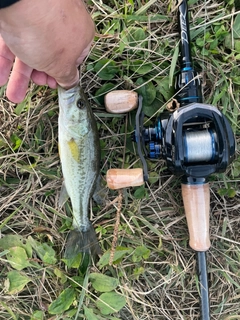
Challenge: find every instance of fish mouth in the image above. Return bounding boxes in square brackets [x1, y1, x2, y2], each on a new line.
[58, 85, 81, 106]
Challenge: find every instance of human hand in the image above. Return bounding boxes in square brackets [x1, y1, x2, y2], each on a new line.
[0, 0, 95, 103]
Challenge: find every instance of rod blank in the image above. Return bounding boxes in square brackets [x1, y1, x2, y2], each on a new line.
[197, 251, 210, 320]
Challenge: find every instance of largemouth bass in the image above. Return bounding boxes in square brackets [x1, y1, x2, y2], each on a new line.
[58, 84, 101, 260]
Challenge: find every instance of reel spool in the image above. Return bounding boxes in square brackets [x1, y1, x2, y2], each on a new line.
[144, 128, 217, 163]
[183, 129, 217, 163]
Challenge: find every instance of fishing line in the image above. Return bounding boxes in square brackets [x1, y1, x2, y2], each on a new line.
[183, 129, 217, 163]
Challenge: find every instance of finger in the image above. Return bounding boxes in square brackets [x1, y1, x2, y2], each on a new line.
[31, 70, 48, 86]
[31, 70, 57, 89]
[0, 35, 15, 86]
[56, 67, 79, 89]
[47, 75, 57, 89]
[56, 42, 92, 89]
[6, 58, 33, 103]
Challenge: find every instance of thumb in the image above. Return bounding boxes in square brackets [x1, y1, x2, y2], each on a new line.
[55, 67, 79, 89]
[56, 41, 92, 89]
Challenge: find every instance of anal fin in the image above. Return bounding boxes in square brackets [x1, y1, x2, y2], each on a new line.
[59, 181, 69, 208]
[92, 176, 107, 206]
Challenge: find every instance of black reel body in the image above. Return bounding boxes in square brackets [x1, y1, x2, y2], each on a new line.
[134, 99, 235, 180]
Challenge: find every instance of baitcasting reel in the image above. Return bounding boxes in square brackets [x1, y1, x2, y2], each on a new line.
[133, 97, 235, 182]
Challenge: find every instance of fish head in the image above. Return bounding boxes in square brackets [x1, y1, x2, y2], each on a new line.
[58, 85, 93, 131]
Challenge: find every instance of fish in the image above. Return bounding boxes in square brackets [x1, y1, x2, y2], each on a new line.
[58, 83, 101, 262]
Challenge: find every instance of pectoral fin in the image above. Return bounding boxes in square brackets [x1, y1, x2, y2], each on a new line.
[92, 176, 106, 206]
[59, 181, 69, 208]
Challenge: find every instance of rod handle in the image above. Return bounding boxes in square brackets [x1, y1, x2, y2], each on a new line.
[106, 168, 144, 190]
[181, 183, 210, 251]
[105, 90, 138, 113]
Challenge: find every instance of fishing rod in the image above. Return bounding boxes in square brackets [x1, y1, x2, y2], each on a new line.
[176, 2, 209, 317]
[104, 0, 235, 318]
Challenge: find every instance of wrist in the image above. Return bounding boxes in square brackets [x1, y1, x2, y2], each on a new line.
[0, 0, 20, 9]
[0, 0, 62, 29]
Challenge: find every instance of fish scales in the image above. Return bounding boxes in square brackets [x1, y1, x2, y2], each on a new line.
[58, 84, 101, 259]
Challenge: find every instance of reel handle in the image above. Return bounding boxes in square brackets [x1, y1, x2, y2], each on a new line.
[181, 182, 210, 251]
[104, 90, 138, 113]
[106, 168, 144, 190]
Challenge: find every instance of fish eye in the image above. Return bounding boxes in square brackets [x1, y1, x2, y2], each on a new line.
[77, 98, 85, 109]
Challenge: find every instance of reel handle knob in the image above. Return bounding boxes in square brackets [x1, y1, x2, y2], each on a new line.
[105, 90, 138, 113]
[181, 183, 210, 252]
[106, 168, 144, 190]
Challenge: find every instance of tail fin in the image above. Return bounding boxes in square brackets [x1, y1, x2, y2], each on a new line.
[64, 224, 101, 266]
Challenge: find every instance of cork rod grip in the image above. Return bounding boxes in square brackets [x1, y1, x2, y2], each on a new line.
[105, 90, 138, 113]
[106, 168, 144, 190]
[181, 183, 210, 252]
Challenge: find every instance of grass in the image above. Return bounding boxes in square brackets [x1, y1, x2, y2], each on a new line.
[0, 0, 240, 319]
